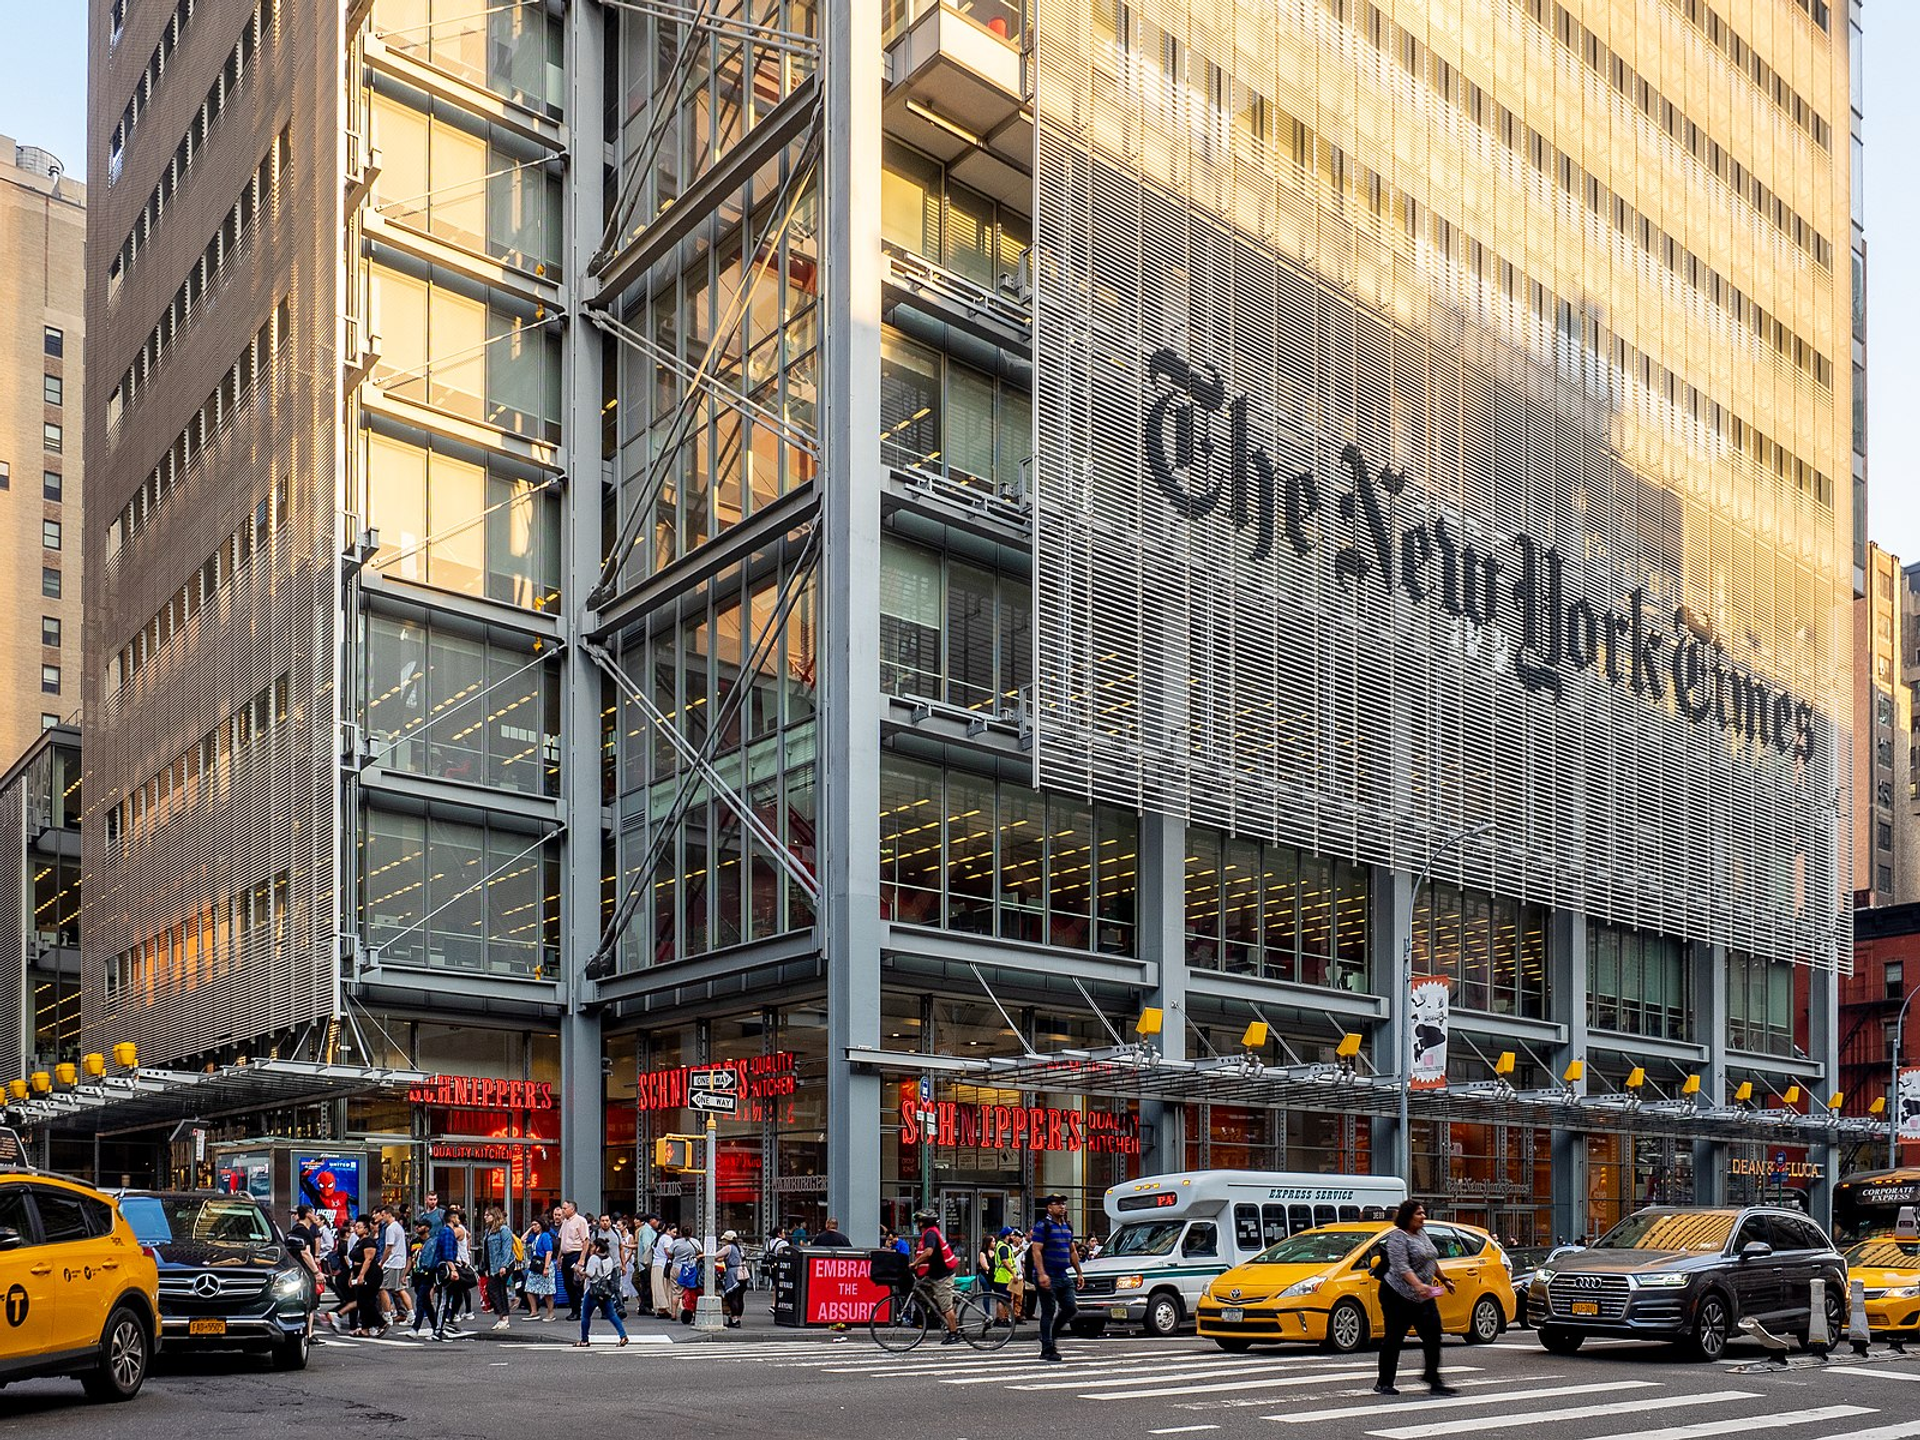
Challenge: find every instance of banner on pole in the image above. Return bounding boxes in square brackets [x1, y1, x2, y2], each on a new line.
[1898, 1066, 1920, 1142]
[1410, 978, 1451, 1092]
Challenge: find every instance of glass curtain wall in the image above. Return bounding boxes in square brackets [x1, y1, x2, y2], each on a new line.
[360, 809, 559, 978]
[1407, 880, 1548, 1017]
[369, 261, 561, 441]
[362, 613, 561, 795]
[1727, 949, 1799, 1056]
[1184, 826, 1369, 990]
[879, 329, 1032, 496]
[372, 0, 563, 115]
[363, 430, 559, 611]
[614, 553, 819, 968]
[879, 536, 1030, 714]
[879, 755, 1137, 954]
[1587, 923, 1690, 1040]
[369, 88, 562, 275]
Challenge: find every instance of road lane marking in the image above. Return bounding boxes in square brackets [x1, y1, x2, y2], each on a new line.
[1803, 1425, 1920, 1440]
[1265, 1379, 1658, 1423]
[1005, 1362, 1308, 1391]
[1824, 1367, 1920, 1384]
[1079, 1366, 1438, 1401]
[1590, 1406, 1881, 1440]
[1148, 1428, 1221, 1435]
[1363, 1390, 1763, 1440]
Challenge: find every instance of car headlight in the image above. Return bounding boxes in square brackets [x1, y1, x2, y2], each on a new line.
[1883, 1284, 1920, 1299]
[1281, 1277, 1324, 1298]
[1633, 1272, 1691, 1288]
[1113, 1275, 1145, 1291]
[1535, 1267, 1558, 1284]
[272, 1268, 309, 1298]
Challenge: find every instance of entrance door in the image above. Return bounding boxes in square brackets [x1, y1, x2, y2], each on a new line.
[432, 1162, 513, 1231]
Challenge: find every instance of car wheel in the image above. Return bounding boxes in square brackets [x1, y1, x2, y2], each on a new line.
[1325, 1297, 1369, 1354]
[81, 1305, 149, 1403]
[273, 1331, 311, 1371]
[1466, 1295, 1504, 1345]
[1687, 1293, 1731, 1362]
[1144, 1291, 1183, 1338]
[1214, 1338, 1253, 1353]
[1538, 1325, 1584, 1355]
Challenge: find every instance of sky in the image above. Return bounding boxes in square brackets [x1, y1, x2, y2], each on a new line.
[2, 5, 1915, 554]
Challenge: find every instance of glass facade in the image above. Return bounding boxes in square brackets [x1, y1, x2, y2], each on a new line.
[360, 810, 559, 978]
[879, 537, 1031, 714]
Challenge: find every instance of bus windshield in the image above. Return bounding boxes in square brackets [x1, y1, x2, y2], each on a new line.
[1592, 1212, 1735, 1253]
[1250, 1231, 1370, 1265]
[1103, 1222, 1185, 1258]
[1832, 1173, 1920, 1246]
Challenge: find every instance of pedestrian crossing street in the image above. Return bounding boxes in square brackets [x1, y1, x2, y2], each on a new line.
[316, 1330, 1920, 1440]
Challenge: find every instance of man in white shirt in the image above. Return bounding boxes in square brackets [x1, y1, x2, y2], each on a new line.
[634, 1213, 660, 1314]
[557, 1201, 592, 1321]
[379, 1205, 411, 1325]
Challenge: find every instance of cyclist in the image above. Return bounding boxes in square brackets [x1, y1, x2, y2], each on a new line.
[910, 1208, 963, 1346]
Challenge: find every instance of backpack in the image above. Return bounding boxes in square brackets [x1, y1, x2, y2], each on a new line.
[511, 1232, 526, 1267]
[1367, 1243, 1390, 1283]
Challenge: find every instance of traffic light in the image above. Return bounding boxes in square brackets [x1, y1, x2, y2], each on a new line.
[654, 1135, 699, 1171]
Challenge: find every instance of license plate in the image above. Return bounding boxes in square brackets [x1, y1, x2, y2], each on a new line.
[188, 1319, 227, 1336]
[1570, 1301, 1599, 1317]
[1220, 1307, 1244, 1324]
[1108, 1306, 1130, 1320]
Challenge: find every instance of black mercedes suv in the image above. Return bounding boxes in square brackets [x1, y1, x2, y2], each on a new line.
[1526, 1205, 1847, 1361]
[116, 1191, 311, 1370]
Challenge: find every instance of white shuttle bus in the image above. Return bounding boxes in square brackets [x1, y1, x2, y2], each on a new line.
[1076, 1170, 1406, 1337]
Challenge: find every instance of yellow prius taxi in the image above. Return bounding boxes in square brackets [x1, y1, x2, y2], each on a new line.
[1844, 1235, 1920, 1336]
[1196, 1221, 1516, 1353]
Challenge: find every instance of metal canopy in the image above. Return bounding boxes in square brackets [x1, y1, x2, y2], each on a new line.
[844, 1045, 1885, 1149]
[1, 1059, 430, 1139]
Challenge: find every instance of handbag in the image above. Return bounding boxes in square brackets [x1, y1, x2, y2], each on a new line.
[454, 1261, 479, 1287]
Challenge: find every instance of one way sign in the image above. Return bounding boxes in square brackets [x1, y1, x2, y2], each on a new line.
[690, 1090, 738, 1114]
[690, 1067, 739, 1092]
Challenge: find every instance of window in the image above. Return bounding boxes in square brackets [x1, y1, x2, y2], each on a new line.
[0, 1189, 34, 1245]
[43, 374, 62, 406]
[1181, 1222, 1219, 1258]
[41, 617, 60, 648]
[42, 520, 60, 551]
[0, 461, 9, 489]
[43, 423, 61, 454]
[42, 470, 61, 501]
[41, 567, 60, 599]
[1889, 961, 1905, 1001]
[44, 326, 63, 358]
[41, 713, 59, 730]
[1233, 1204, 1262, 1251]
[41, 665, 61, 695]
[30, 1187, 88, 1244]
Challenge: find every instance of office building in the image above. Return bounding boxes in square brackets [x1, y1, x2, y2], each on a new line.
[72, 0, 1865, 1239]
[1857, 541, 1908, 903]
[0, 137, 85, 763]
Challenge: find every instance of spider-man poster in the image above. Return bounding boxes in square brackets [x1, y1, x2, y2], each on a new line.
[296, 1155, 362, 1227]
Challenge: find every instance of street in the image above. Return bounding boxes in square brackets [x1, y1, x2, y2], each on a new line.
[6, 1314, 1920, 1440]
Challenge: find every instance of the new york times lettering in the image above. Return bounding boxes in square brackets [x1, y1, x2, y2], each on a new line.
[1143, 345, 1817, 769]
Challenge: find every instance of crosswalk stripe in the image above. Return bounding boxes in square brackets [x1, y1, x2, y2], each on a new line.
[1585, 1406, 1880, 1440]
[1079, 1365, 1401, 1401]
[1363, 1390, 1762, 1440]
[826, 1350, 1261, 1378]
[1824, 1368, 1920, 1385]
[1265, 1379, 1658, 1424]
[1004, 1361, 1305, 1391]
[1805, 1424, 1920, 1440]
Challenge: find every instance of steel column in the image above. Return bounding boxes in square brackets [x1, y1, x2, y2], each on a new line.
[559, 0, 608, 1209]
[1691, 940, 1728, 1206]
[1138, 812, 1187, 1173]
[820, 0, 885, 1243]
[1548, 908, 1590, 1243]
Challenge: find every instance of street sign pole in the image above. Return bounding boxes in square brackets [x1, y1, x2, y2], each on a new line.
[919, 1075, 933, 1211]
[692, 1067, 727, 1332]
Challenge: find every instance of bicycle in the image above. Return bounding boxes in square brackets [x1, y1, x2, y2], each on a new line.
[868, 1276, 1018, 1353]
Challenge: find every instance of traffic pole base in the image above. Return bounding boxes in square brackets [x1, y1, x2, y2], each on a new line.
[694, 1296, 726, 1332]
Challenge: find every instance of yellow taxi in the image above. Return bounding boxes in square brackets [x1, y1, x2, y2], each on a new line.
[0, 1162, 160, 1402]
[1196, 1220, 1516, 1353]
[1844, 1235, 1920, 1337]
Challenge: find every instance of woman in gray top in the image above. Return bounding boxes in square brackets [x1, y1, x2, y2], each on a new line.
[1374, 1199, 1457, 1397]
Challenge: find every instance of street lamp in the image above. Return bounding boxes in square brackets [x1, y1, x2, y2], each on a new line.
[1891, 980, 1919, 1170]
[1398, 820, 1496, 1185]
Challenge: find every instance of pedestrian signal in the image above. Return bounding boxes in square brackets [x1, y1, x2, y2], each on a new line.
[654, 1136, 698, 1171]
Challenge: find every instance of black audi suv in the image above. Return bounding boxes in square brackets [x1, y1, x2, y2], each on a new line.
[116, 1191, 311, 1370]
[1526, 1205, 1847, 1361]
